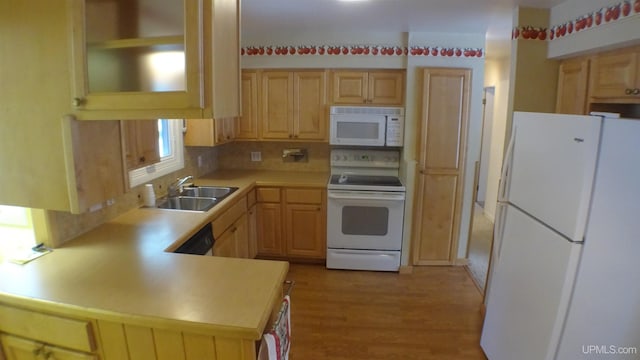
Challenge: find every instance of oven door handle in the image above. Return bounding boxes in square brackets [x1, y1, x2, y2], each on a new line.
[328, 192, 405, 201]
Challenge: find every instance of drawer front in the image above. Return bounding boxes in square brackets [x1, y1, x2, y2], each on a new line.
[0, 304, 96, 352]
[285, 188, 324, 204]
[247, 188, 257, 208]
[212, 196, 247, 239]
[257, 188, 281, 203]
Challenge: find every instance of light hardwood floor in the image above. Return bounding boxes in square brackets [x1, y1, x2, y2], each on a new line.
[285, 264, 488, 359]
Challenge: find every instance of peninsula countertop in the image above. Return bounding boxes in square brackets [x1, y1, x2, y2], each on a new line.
[0, 169, 329, 340]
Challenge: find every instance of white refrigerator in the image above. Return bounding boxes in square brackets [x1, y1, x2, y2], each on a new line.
[480, 111, 640, 360]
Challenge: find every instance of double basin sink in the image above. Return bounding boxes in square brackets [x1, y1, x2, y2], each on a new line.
[156, 186, 238, 212]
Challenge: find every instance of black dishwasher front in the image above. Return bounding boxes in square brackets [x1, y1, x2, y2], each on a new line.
[173, 223, 215, 255]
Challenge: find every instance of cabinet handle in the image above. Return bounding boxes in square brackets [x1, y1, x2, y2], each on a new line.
[625, 88, 634, 95]
[33, 345, 44, 356]
[72, 97, 85, 107]
[634, 88, 640, 95]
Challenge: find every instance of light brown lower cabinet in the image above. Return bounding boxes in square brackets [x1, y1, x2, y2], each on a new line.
[214, 213, 249, 258]
[0, 303, 261, 360]
[1, 335, 95, 360]
[256, 187, 326, 260]
[211, 195, 250, 258]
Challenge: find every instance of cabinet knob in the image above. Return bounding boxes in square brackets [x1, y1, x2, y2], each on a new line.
[294, 134, 299, 138]
[44, 351, 54, 360]
[288, 134, 293, 138]
[73, 97, 86, 107]
[139, 156, 146, 163]
[634, 88, 640, 95]
[625, 88, 634, 95]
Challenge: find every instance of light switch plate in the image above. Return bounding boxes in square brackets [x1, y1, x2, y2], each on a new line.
[250, 152, 262, 162]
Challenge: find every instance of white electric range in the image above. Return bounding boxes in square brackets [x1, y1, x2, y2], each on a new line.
[326, 149, 405, 272]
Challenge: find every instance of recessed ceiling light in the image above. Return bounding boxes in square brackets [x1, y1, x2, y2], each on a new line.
[337, 0, 369, 2]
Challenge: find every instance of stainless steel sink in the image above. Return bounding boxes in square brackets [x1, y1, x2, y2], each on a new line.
[181, 186, 238, 199]
[156, 196, 218, 212]
[151, 186, 238, 212]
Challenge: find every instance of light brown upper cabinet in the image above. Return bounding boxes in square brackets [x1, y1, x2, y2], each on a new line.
[331, 70, 405, 105]
[184, 117, 235, 147]
[236, 71, 260, 140]
[589, 46, 640, 103]
[69, 0, 241, 120]
[556, 58, 590, 115]
[122, 120, 160, 170]
[412, 68, 471, 266]
[260, 71, 328, 141]
[1, 1, 128, 213]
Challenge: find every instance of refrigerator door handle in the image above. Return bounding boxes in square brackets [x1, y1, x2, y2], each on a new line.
[498, 127, 517, 202]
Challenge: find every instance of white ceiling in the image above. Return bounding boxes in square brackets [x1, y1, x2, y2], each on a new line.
[242, 0, 566, 56]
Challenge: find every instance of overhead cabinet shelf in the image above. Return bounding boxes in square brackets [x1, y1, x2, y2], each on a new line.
[87, 35, 184, 50]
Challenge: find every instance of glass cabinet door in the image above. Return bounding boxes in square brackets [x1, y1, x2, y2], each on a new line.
[70, 0, 203, 115]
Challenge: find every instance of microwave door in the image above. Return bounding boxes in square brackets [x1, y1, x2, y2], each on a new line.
[330, 115, 386, 146]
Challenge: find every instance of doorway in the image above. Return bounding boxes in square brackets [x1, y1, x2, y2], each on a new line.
[466, 87, 495, 291]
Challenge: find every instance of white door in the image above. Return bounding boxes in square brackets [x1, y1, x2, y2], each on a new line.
[327, 190, 404, 250]
[505, 112, 601, 242]
[481, 205, 581, 360]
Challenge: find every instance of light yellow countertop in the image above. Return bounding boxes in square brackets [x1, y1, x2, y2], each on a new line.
[0, 169, 329, 340]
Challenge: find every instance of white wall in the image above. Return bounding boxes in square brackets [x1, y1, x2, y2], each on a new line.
[483, 57, 511, 221]
[242, 31, 486, 264]
[549, 0, 640, 58]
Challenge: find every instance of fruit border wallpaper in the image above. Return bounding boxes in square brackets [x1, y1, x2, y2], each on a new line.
[515, 0, 640, 40]
[241, 45, 484, 58]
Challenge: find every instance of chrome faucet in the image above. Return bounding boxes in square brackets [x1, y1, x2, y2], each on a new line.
[168, 175, 193, 197]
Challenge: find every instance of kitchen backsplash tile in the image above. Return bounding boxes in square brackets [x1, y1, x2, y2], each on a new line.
[218, 141, 329, 171]
[47, 146, 219, 247]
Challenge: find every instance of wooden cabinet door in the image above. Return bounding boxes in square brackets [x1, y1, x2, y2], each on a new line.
[261, 72, 294, 139]
[256, 203, 285, 256]
[294, 71, 327, 141]
[69, 0, 204, 117]
[368, 71, 404, 105]
[214, 228, 237, 258]
[1, 335, 96, 360]
[331, 71, 368, 104]
[556, 58, 589, 115]
[247, 204, 258, 259]
[413, 68, 471, 265]
[215, 117, 235, 144]
[236, 71, 259, 139]
[589, 49, 638, 99]
[122, 120, 160, 171]
[234, 213, 249, 259]
[285, 204, 326, 258]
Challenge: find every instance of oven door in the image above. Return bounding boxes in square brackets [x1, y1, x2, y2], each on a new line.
[327, 190, 405, 250]
[329, 114, 386, 146]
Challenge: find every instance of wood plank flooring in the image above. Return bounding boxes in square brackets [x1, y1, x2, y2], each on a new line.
[285, 264, 487, 360]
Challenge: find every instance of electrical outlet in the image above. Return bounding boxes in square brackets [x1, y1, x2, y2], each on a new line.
[197, 155, 204, 167]
[250, 152, 262, 162]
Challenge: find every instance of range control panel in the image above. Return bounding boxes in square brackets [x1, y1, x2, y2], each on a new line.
[330, 149, 401, 168]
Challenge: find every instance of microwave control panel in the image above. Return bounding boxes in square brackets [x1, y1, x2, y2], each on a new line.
[386, 116, 404, 147]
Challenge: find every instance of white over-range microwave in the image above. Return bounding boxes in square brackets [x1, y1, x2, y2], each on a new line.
[329, 106, 405, 147]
